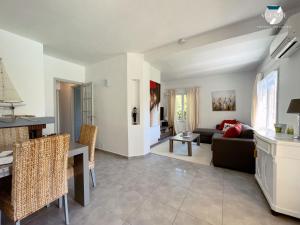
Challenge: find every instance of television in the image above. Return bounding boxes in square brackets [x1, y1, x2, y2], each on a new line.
[160, 107, 164, 121]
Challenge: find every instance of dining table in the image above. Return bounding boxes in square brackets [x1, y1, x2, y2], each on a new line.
[0, 142, 90, 207]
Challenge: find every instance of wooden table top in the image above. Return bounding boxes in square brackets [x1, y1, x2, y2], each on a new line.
[170, 133, 200, 142]
[0, 142, 88, 179]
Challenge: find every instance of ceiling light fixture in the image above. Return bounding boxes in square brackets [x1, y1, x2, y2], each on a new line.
[178, 38, 187, 45]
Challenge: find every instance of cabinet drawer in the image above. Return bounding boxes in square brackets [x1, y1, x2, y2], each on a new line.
[256, 137, 271, 154]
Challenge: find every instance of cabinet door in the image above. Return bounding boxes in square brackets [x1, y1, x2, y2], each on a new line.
[256, 148, 262, 180]
[263, 153, 274, 200]
[257, 146, 274, 203]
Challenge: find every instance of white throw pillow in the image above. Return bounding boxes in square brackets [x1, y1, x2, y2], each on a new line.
[223, 123, 235, 132]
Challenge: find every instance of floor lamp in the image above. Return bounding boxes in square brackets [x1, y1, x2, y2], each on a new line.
[287, 99, 300, 139]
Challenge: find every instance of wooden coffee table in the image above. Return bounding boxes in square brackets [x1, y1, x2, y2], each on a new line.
[169, 133, 200, 156]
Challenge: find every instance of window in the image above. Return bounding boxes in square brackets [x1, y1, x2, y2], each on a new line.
[176, 94, 187, 120]
[256, 70, 278, 130]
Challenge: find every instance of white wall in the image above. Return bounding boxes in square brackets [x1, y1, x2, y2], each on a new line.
[85, 55, 129, 156]
[44, 55, 85, 115]
[257, 50, 300, 134]
[127, 53, 148, 157]
[278, 50, 300, 131]
[0, 28, 85, 134]
[0, 29, 86, 134]
[44, 55, 85, 134]
[163, 72, 256, 128]
[142, 62, 151, 154]
[85, 53, 161, 157]
[0, 29, 45, 116]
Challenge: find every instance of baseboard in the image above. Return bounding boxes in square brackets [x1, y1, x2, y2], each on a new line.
[127, 152, 151, 159]
[95, 148, 128, 158]
[95, 148, 151, 159]
[150, 136, 170, 148]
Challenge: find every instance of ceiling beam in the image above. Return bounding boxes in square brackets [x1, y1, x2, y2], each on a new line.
[144, 15, 277, 62]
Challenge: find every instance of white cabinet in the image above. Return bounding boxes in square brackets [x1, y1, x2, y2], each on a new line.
[255, 130, 300, 219]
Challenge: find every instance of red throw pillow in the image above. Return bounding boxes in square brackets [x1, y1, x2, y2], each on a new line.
[219, 119, 238, 130]
[223, 123, 242, 138]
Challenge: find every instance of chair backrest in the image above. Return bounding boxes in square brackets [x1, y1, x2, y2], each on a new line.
[79, 124, 97, 163]
[0, 127, 29, 152]
[11, 134, 70, 221]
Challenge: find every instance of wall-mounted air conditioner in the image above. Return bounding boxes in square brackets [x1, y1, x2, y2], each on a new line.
[270, 12, 300, 59]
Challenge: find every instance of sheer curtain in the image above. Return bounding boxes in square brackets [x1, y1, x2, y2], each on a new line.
[186, 87, 200, 131]
[256, 71, 278, 130]
[167, 89, 176, 134]
[251, 73, 263, 128]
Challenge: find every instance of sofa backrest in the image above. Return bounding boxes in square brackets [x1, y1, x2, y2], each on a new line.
[239, 124, 254, 139]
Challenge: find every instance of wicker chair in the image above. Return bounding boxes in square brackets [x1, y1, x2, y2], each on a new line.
[0, 134, 70, 225]
[0, 127, 29, 152]
[68, 124, 97, 187]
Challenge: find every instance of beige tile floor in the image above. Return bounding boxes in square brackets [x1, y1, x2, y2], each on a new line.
[2, 151, 300, 225]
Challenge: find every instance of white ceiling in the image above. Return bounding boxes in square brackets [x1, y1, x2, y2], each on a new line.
[0, 0, 299, 65]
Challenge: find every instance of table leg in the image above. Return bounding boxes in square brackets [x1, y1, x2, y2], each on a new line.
[188, 142, 192, 156]
[73, 151, 90, 206]
[197, 136, 200, 146]
[169, 140, 173, 153]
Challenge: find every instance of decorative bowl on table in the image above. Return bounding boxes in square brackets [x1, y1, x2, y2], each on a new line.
[181, 131, 191, 138]
[274, 123, 287, 134]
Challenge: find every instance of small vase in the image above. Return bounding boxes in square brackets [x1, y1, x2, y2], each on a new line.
[286, 126, 294, 135]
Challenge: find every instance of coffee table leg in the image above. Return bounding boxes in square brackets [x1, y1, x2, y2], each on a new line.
[197, 136, 200, 146]
[169, 140, 173, 153]
[188, 142, 192, 156]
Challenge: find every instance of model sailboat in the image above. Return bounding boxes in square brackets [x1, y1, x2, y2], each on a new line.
[0, 58, 23, 117]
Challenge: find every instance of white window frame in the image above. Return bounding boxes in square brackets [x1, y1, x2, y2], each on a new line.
[256, 70, 278, 130]
[176, 93, 187, 121]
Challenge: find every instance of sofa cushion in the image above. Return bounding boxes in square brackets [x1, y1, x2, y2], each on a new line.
[223, 123, 242, 138]
[222, 123, 235, 132]
[219, 119, 238, 130]
[193, 128, 223, 144]
[239, 124, 254, 139]
[193, 128, 223, 135]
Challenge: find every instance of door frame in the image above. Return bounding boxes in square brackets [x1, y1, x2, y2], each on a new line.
[53, 78, 84, 137]
[81, 82, 94, 125]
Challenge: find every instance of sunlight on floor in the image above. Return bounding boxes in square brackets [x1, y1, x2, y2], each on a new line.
[151, 141, 212, 166]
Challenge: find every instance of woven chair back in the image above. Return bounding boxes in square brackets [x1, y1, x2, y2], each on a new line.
[0, 127, 29, 152]
[11, 134, 70, 221]
[79, 124, 97, 163]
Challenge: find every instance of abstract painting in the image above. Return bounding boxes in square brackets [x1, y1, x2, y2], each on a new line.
[150, 80, 160, 127]
[212, 90, 236, 111]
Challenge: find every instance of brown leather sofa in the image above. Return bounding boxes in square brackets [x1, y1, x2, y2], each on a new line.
[193, 127, 223, 144]
[211, 124, 256, 174]
[194, 123, 256, 173]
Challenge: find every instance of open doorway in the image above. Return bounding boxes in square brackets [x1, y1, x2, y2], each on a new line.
[55, 79, 93, 142]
